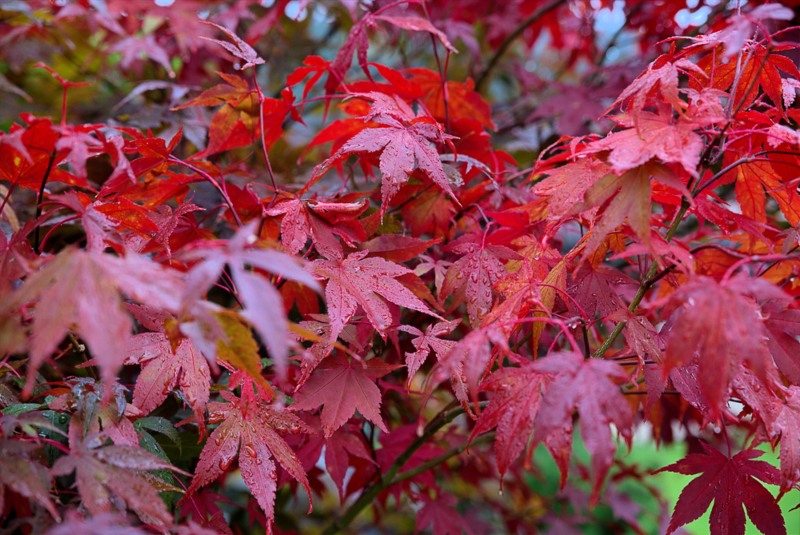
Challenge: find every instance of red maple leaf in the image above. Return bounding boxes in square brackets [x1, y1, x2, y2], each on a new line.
[720, 136, 800, 227]
[266, 196, 368, 259]
[302, 424, 375, 501]
[532, 158, 613, 220]
[186, 386, 311, 533]
[5, 248, 183, 396]
[568, 264, 635, 319]
[407, 68, 494, 129]
[609, 55, 706, 117]
[311, 92, 459, 215]
[768, 387, 800, 493]
[441, 234, 516, 325]
[200, 21, 265, 71]
[534, 159, 684, 256]
[585, 107, 704, 175]
[761, 299, 800, 385]
[471, 363, 549, 478]
[398, 319, 459, 385]
[52, 417, 185, 528]
[662, 275, 782, 419]
[531, 351, 634, 502]
[437, 324, 509, 406]
[309, 250, 440, 342]
[291, 353, 399, 437]
[416, 493, 475, 535]
[322, 6, 455, 98]
[0, 116, 86, 190]
[125, 331, 210, 427]
[175, 72, 261, 157]
[657, 444, 785, 535]
[0, 440, 60, 521]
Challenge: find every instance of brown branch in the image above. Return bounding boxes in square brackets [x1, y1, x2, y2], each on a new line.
[474, 0, 567, 93]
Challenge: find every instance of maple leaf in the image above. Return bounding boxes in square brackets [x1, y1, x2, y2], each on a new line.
[309, 250, 440, 342]
[471, 364, 549, 478]
[610, 308, 664, 366]
[322, 5, 454, 97]
[358, 234, 440, 263]
[175, 72, 260, 157]
[531, 351, 633, 502]
[609, 55, 707, 116]
[697, 5, 793, 58]
[0, 116, 86, 190]
[180, 222, 320, 380]
[125, 332, 210, 426]
[536, 157, 689, 256]
[0, 440, 60, 520]
[761, 300, 800, 384]
[52, 417, 184, 528]
[415, 253, 452, 298]
[721, 137, 800, 227]
[399, 184, 458, 238]
[416, 493, 475, 535]
[266, 197, 368, 259]
[398, 319, 459, 385]
[373, 15, 457, 53]
[407, 68, 494, 129]
[585, 108, 704, 175]
[657, 444, 785, 535]
[4, 248, 184, 396]
[291, 354, 398, 437]
[568, 264, 635, 319]
[200, 21, 265, 70]
[693, 43, 800, 115]
[578, 166, 656, 255]
[319, 426, 375, 501]
[55, 124, 103, 179]
[109, 35, 176, 78]
[437, 324, 509, 406]
[311, 92, 459, 215]
[532, 158, 613, 220]
[186, 387, 311, 533]
[482, 254, 549, 326]
[662, 275, 779, 419]
[441, 235, 516, 325]
[756, 384, 800, 493]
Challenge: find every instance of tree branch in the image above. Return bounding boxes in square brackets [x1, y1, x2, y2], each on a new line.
[322, 401, 475, 535]
[592, 197, 691, 358]
[474, 0, 567, 93]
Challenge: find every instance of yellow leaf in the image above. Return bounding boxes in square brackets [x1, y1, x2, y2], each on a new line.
[215, 310, 274, 396]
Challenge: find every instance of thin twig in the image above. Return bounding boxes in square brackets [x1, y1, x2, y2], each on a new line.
[474, 0, 567, 92]
[322, 402, 471, 534]
[592, 198, 691, 358]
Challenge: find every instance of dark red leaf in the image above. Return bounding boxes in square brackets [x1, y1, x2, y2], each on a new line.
[657, 444, 785, 535]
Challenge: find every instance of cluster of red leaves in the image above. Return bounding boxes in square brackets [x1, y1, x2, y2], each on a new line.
[0, 0, 799, 534]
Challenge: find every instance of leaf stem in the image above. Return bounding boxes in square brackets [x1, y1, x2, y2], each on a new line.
[167, 156, 243, 227]
[33, 147, 58, 253]
[252, 69, 279, 209]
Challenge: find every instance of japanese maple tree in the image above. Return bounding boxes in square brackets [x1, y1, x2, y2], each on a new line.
[1, 1, 799, 533]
